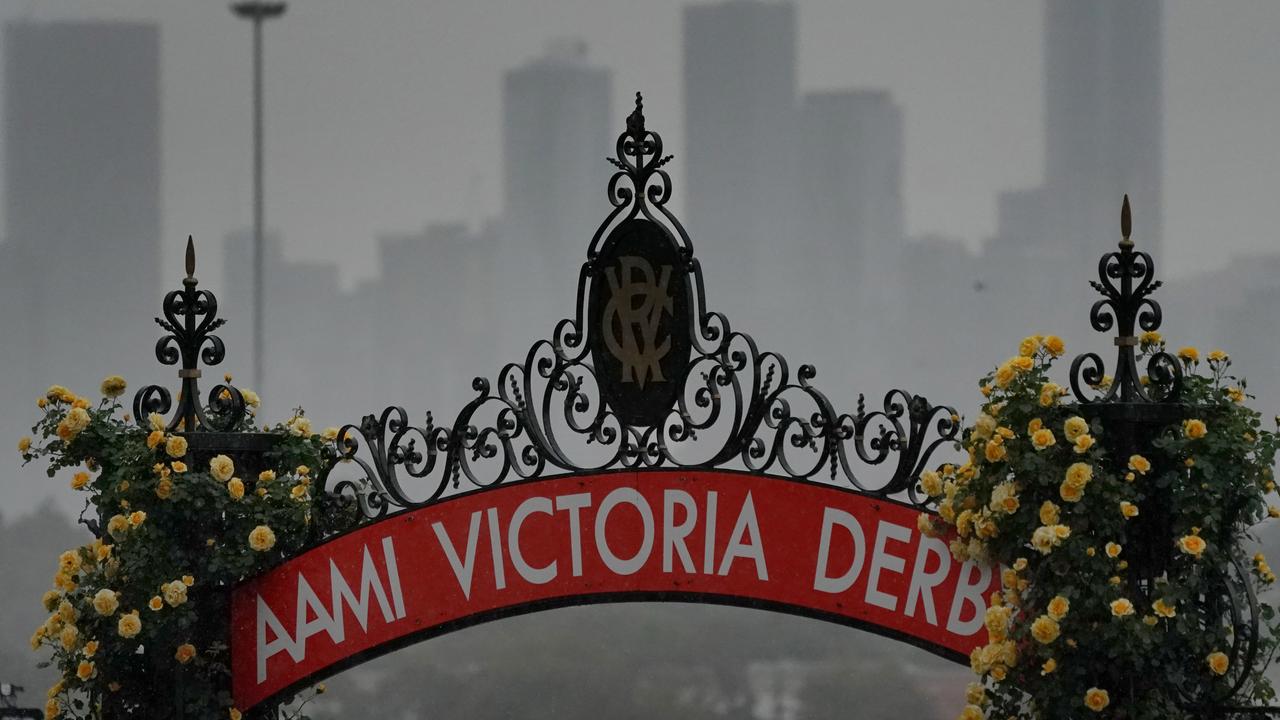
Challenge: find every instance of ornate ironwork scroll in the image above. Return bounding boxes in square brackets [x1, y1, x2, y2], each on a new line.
[321, 93, 960, 521]
[132, 237, 249, 433]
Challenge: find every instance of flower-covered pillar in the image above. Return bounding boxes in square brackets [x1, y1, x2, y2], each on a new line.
[922, 196, 1280, 718]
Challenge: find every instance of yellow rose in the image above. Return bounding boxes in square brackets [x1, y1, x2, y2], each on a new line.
[46, 697, 61, 719]
[291, 484, 309, 501]
[75, 660, 95, 681]
[972, 414, 996, 440]
[1178, 346, 1199, 363]
[1183, 419, 1207, 439]
[165, 435, 189, 459]
[296, 465, 311, 476]
[230, 710, 243, 720]
[1105, 542, 1122, 558]
[58, 550, 82, 575]
[57, 600, 77, 623]
[1043, 335, 1065, 356]
[163, 580, 188, 607]
[1039, 501, 1060, 525]
[148, 412, 166, 431]
[84, 640, 98, 657]
[1047, 595, 1070, 620]
[1228, 387, 1245, 403]
[321, 426, 340, 442]
[1011, 356, 1034, 373]
[242, 389, 261, 408]
[1207, 349, 1229, 363]
[18, 436, 32, 454]
[117, 611, 141, 638]
[916, 513, 938, 538]
[1031, 428, 1056, 451]
[1084, 688, 1110, 712]
[1052, 524, 1071, 540]
[155, 479, 173, 500]
[99, 375, 127, 398]
[1018, 336, 1040, 358]
[149, 596, 164, 612]
[958, 705, 984, 720]
[57, 408, 91, 441]
[1059, 481, 1084, 503]
[128, 511, 146, 527]
[1073, 433, 1095, 454]
[209, 454, 235, 482]
[1038, 383, 1060, 407]
[1110, 598, 1135, 617]
[249, 525, 277, 552]
[919, 469, 943, 497]
[146, 430, 165, 449]
[985, 604, 1011, 640]
[1031, 615, 1060, 644]
[1064, 416, 1089, 442]
[92, 589, 119, 616]
[1207, 651, 1229, 676]
[228, 477, 245, 501]
[59, 624, 78, 651]
[287, 416, 313, 437]
[1041, 658, 1057, 675]
[1128, 454, 1151, 474]
[171, 460, 188, 473]
[1153, 598, 1176, 618]
[258, 469, 276, 483]
[1139, 331, 1162, 346]
[994, 363, 1016, 389]
[175, 643, 197, 664]
[1120, 501, 1139, 519]
[71, 471, 91, 490]
[984, 439, 1007, 463]
[182, 575, 195, 586]
[1179, 534, 1207, 557]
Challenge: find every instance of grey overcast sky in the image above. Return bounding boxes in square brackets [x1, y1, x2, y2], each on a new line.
[2, 1, 1278, 288]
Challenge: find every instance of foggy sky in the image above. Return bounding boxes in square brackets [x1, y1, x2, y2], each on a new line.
[1, 0, 1277, 293]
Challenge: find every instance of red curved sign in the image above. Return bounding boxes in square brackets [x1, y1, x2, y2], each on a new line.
[231, 470, 997, 710]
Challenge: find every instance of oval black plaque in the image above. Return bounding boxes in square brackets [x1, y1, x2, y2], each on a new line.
[588, 219, 692, 427]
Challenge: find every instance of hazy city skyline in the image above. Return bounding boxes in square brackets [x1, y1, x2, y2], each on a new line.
[1, 1, 1278, 293]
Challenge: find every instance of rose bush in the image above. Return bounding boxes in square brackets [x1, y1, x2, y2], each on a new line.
[19, 377, 354, 719]
[918, 334, 1280, 719]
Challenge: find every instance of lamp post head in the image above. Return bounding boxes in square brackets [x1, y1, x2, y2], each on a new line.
[230, 1, 287, 21]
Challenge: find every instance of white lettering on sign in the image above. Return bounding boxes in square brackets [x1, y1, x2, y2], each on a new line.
[904, 535, 950, 626]
[662, 489, 697, 573]
[595, 487, 655, 575]
[813, 508, 867, 593]
[865, 519, 912, 611]
[716, 492, 768, 580]
[509, 496, 557, 584]
[946, 560, 992, 636]
[555, 493, 592, 576]
[256, 538, 405, 683]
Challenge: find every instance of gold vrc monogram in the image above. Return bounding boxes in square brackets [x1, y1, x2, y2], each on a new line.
[602, 256, 674, 389]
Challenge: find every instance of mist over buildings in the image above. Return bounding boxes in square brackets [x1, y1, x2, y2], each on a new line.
[2, 1, 1279, 717]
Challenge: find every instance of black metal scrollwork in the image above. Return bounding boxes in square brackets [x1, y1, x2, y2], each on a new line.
[1069, 195, 1183, 405]
[320, 94, 959, 520]
[132, 237, 248, 433]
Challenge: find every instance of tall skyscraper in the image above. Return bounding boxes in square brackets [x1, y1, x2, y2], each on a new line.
[683, 0, 797, 299]
[798, 90, 904, 278]
[3, 21, 161, 390]
[1043, 0, 1163, 259]
[985, 0, 1162, 337]
[500, 39, 611, 339]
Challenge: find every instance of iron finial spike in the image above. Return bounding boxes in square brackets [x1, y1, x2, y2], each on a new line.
[1120, 195, 1133, 248]
[185, 235, 196, 279]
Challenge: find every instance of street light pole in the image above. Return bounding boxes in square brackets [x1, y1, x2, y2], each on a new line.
[231, 0, 286, 393]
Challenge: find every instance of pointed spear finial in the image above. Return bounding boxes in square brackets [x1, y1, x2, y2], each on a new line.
[185, 235, 196, 278]
[1120, 195, 1133, 248]
[626, 91, 646, 138]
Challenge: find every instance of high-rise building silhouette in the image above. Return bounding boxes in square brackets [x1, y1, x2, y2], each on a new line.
[996, 0, 1162, 259]
[1044, 0, 1162, 261]
[2, 20, 161, 392]
[799, 90, 904, 279]
[499, 38, 611, 340]
[984, 0, 1162, 337]
[683, 0, 797, 300]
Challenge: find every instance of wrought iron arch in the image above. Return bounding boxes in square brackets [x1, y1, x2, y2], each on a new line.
[319, 93, 960, 522]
